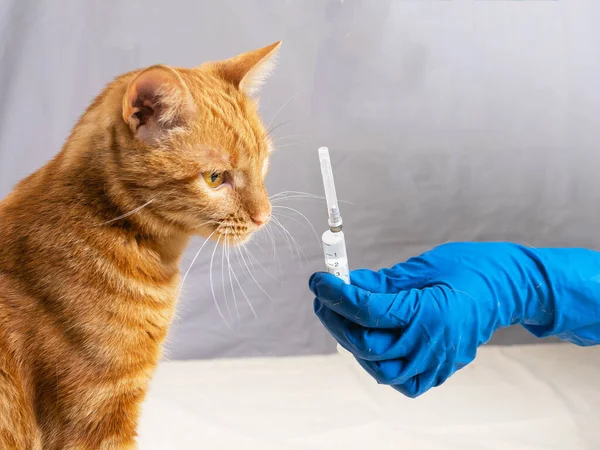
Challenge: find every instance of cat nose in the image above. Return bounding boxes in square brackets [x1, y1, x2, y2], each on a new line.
[252, 210, 271, 226]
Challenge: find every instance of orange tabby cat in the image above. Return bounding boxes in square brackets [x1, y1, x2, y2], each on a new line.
[0, 41, 280, 449]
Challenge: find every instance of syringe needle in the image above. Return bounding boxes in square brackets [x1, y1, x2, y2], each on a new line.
[318, 147, 343, 230]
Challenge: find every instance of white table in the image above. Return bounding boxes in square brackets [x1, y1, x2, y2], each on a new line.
[138, 344, 600, 449]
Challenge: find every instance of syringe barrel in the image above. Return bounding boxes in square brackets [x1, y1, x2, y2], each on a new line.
[322, 229, 350, 284]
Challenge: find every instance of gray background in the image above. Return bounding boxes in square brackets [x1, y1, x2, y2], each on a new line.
[1, 0, 598, 359]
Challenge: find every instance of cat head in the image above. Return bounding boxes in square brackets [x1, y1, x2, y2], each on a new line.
[117, 41, 281, 245]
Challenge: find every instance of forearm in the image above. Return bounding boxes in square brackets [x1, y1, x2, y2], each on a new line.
[514, 246, 600, 344]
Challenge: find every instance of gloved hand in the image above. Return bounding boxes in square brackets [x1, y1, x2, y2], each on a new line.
[309, 242, 600, 398]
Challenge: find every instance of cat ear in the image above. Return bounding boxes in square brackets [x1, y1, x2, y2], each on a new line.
[122, 65, 195, 144]
[216, 41, 282, 95]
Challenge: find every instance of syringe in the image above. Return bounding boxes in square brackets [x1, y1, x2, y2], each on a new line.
[318, 147, 350, 284]
[319, 147, 363, 366]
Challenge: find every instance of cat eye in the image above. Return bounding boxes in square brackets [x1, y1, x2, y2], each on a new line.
[202, 171, 225, 189]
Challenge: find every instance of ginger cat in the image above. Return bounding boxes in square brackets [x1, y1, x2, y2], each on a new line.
[0, 41, 281, 449]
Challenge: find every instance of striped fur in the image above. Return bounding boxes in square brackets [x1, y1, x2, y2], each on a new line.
[0, 41, 280, 449]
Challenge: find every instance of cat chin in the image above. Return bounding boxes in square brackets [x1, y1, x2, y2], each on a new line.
[224, 233, 252, 246]
[194, 230, 252, 246]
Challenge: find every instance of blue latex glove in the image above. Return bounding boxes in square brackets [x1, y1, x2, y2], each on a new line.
[309, 242, 600, 398]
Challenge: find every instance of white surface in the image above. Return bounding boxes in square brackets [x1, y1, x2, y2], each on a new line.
[138, 344, 600, 449]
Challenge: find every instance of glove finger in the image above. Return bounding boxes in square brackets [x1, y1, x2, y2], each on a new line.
[391, 366, 442, 399]
[311, 272, 442, 329]
[354, 357, 446, 398]
[347, 263, 432, 294]
[433, 344, 477, 386]
[393, 350, 473, 398]
[314, 298, 352, 348]
[354, 356, 408, 385]
[389, 342, 444, 386]
[355, 339, 443, 388]
[314, 299, 413, 360]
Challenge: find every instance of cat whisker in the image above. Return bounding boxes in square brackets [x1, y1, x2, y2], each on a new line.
[270, 196, 325, 203]
[269, 191, 325, 202]
[234, 235, 272, 302]
[269, 224, 281, 269]
[261, 222, 279, 268]
[263, 223, 284, 286]
[244, 237, 281, 283]
[220, 239, 232, 323]
[241, 241, 279, 282]
[262, 223, 274, 262]
[273, 210, 317, 242]
[273, 143, 300, 150]
[270, 216, 306, 266]
[244, 233, 271, 260]
[269, 216, 296, 261]
[228, 243, 257, 319]
[101, 199, 154, 225]
[269, 190, 322, 200]
[225, 241, 241, 322]
[272, 205, 320, 244]
[269, 190, 355, 205]
[192, 219, 222, 231]
[266, 120, 292, 138]
[232, 243, 254, 288]
[176, 229, 217, 302]
[210, 235, 232, 330]
[272, 133, 309, 142]
[266, 92, 297, 131]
